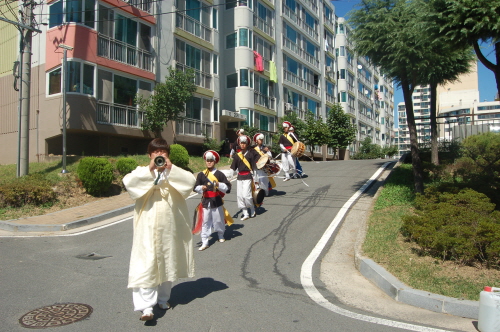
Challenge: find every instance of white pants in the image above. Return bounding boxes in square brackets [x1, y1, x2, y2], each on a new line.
[237, 179, 253, 215]
[201, 206, 225, 245]
[133, 281, 172, 312]
[281, 152, 296, 177]
[255, 169, 270, 196]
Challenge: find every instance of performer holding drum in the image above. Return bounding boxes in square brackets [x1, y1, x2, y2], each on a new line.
[193, 150, 233, 251]
[253, 133, 277, 196]
[230, 135, 260, 220]
[279, 121, 298, 181]
[289, 126, 306, 177]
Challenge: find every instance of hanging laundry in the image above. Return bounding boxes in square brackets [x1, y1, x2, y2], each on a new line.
[270, 61, 278, 83]
[253, 51, 264, 72]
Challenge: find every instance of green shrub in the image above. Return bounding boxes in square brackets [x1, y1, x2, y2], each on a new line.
[169, 144, 190, 169]
[402, 187, 500, 267]
[116, 157, 138, 175]
[0, 174, 57, 208]
[77, 157, 114, 196]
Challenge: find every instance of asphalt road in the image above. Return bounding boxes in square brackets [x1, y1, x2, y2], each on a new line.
[0, 159, 444, 332]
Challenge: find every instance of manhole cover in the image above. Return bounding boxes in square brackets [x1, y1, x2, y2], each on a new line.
[19, 303, 92, 329]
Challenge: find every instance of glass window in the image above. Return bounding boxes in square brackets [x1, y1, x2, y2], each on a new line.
[114, 75, 137, 106]
[227, 73, 238, 88]
[341, 91, 347, 102]
[66, 0, 82, 23]
[339, 46, 345, 56]
[305, 39, 315, 56]
[49, 1, 63, 28]
[213, 54, 218, 74]
[226, 32, 237, 48]
[260, 114, 268, 131]
[240, 69, 250, 86]
[115, 15, 137, 46]
[84, 0, 95, 28]
[48, 68, 61, 95]
[186, 0, 201, 21]
[98, 5, 113, 37]
[239, 28, 249, 47]
[214, 100, 219, 121]
[308, 99, 317, 114]
[340, 69, 346, 79]
[327, 81, 334, 95]
[67, 62, 81, 93]
[240, 109, 252, 126]
[186, 96, 201, 119]
[305, 11, 315, 29]
[83, 64, 94, 95]
[212, 8, 218, 29]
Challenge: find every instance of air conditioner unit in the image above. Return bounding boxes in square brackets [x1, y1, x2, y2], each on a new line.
[326, 66, 333, 73]
[285, 103, 293, 111]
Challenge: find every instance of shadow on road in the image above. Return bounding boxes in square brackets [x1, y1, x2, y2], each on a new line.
[171, 277, 228, 307]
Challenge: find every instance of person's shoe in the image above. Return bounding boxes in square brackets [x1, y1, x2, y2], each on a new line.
[250, 210, 256, 218]
[283, 177, 290, 182]
[140, 308, 154, 321]
[219, 238, 225, 243]
[198, 245, 209, 251]
[241, 215, 250, 221]
[158, 302, 170, 310]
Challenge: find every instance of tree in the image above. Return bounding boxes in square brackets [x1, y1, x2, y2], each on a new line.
[326, 104, 357, 158]
[350, 0, 429, 193]
[137, 67, 197, 137]
[416, 0, 475, 166]
[351, 137, 382, 160]
[301, 112, 330, 159]
[432, 0, 500, 98]
[281, 112, 306, 137]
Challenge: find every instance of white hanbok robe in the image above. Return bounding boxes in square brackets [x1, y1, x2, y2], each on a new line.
[123, 164, 196, 289]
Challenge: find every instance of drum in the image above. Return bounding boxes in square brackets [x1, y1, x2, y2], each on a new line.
[252, 188, 265, 206]
[262, 162, 281, 176]
[256, 154, 269, 169]
[291, 141, 306, 158]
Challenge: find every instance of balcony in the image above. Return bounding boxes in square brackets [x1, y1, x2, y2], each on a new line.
[283, 69, 320, 95]
[97, 101, 144, 128]
[284, 104, 319, 120]
[176, 12, 212, 43]
[323, 14, 334, 31]
[127, 0, 153, 13]
[253, 15, 274, 38]
[346, 104, 356, 115]
[254, 91, 276, 110]
[357, 91, 373, 105]
[176, 118, 213, 138]
[97, 34, 153, 72]
[176, 63, 212, 90]
[282, 4, 298, 24]
[282, 36, 319, 68]
[326, 93, 335, 104]
[296, 16, 318, 41]
[302, 0, 319, 14]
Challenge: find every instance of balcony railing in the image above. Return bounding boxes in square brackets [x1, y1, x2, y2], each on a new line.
[253, 15, 274, 38]
[324, 15, 334, 30]
[283, 69, 320, 95]
[326, 93, 335, 104]
[175, 117, 212, 137]
[284, 104, 319, 120]
[98, 34, 153, 72]
[282, 36, 319, 68]
[176, 63, 212, 90]
[97, 101, 144, 128]
[357, 91, 373, 105]
[296, 15, 318, 41]
[303, 0, 318, 14]
[347, 104, 356, 115]
[254, 91, 276, 109]
[282, 4, 298, 24]
[176, 12, 212, 43]
[127, 0, 153, 13]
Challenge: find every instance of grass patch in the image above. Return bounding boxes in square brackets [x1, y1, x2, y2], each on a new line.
[363, 163, 500, 301]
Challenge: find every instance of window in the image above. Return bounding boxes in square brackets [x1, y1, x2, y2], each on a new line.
[67, 62, 81, 93]
[185, 97, 202, 120]
[82, 64, 95, 94]
[260, 114, 269, 131]
[340, 69, 346, 79]
[49, 0, 95, 28]
[239, 28, 249, 47]
[212, 8, 218, 29]
[226, 0, 252, 9]
[240, 109, 253, 126]
[327, 81, 334, 95]
[49, 1, 63, 27]
[67, 61, 94, 95]
[213, 54, 218, 74]
[48, 68, 62, 95]
[240, 69, 250, 86]
[214, 100, 219, 121]
[114, 75, 137, 106]
[307, 99, 318, 114]
[341, 91, 347, 102]
[115, 14, 137, 46]
[227, 73, 238, 88]
[226, 32, 237, 48]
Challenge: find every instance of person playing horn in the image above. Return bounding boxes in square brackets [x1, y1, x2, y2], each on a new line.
[279, 121, 298, 181]
[229, 128, 245, 158]
[230, 135, 259, 220]
[253, 133, 276, 196]
[193, 150, 233, 251]
[288, 126, 305, 178]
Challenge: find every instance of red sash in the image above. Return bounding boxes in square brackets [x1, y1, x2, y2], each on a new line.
[239, 171, 251, 176]
[203, 191, 225, 198]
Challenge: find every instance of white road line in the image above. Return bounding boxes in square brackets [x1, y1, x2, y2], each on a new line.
[300, 162, 451, 332]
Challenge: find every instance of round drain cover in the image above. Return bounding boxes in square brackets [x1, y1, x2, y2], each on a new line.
[19, 303, 92, 329]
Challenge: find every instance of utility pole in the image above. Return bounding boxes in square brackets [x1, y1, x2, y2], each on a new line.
[58, 44, 73, 174]
[19, 0, 35, 177]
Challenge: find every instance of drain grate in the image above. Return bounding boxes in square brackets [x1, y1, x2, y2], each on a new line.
[19, 303, 92, 329]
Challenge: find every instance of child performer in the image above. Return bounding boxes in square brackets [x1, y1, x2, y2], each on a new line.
[123, 138, 196, 322]
[253, 133, 276, 196]
[193, 150, 233, 251]
[230, 135, 259, 220]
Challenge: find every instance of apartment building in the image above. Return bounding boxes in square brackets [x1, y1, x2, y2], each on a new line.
[0, 0, 394, 165]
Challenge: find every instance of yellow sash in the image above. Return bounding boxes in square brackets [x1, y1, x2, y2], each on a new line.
[285, 133, 294, 144]
[253, 147, 276, 189]
[205, 169, 233, 226]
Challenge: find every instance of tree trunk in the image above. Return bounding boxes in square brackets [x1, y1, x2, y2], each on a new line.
[473, 40, 500, 99]
[430, 82, 439, 165]
[402, 81, 424, 194]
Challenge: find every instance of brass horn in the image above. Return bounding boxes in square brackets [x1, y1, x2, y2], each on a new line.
[154, 156, 166, 167]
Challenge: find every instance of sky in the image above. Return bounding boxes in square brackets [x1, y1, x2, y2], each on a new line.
[331, 0, 498, 119]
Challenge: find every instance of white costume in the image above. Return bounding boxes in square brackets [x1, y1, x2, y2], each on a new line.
[123, 164, 196, 311]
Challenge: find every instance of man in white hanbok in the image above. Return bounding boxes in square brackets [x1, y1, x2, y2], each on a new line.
[123, 138, 196, 321]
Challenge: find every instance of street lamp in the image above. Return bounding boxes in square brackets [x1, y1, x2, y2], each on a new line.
[58, 44, 73, 174]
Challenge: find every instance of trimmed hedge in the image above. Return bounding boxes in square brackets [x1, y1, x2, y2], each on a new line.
[402, 186, 500, 267]
[116, 157, 138, 175]
[0, 174, 57, 208]
[77, 157, 114, 196]
[169, 144, 189, 169]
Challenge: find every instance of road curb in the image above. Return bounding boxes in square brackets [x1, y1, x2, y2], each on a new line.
[0, 205, 134, 232]
[352, 164, 479, 320]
